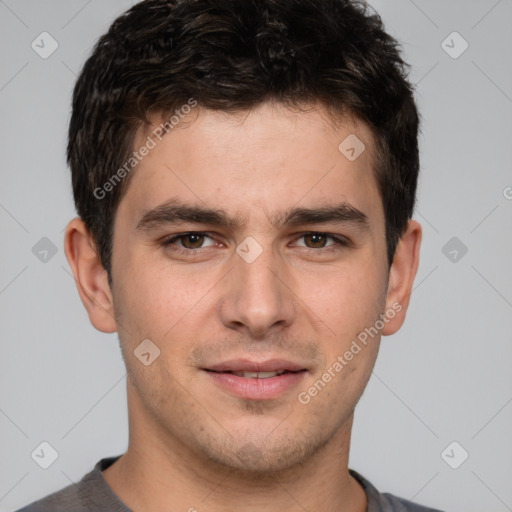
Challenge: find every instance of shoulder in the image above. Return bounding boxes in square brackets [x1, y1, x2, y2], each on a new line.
[14, 482, 86, 512]
[379, 491, 446, 512]
[349, 469, 445, 512]
[14, 456, 126, 512]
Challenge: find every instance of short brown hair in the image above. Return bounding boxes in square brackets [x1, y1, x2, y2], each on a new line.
[68, 0, 420, 280]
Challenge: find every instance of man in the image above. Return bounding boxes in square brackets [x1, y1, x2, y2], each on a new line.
[18, 0, 444, 510]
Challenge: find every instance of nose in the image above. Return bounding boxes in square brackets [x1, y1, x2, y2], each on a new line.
[218, 241, 296, 339]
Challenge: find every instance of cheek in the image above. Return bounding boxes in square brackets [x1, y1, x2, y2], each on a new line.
[113, 258, 219, 379]
[306, 259, 386, 326]
[298, 259, 386, 396]
[116, 253, 204, 328]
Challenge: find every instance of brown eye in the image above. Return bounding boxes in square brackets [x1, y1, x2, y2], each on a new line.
[303, 233, 330, 249]
[293, 232, 350, 252]
[179, 233, 206, 249]
[162, 232, 216, 252]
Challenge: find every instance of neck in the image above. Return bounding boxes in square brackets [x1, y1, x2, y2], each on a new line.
[102, 383, 367, 512]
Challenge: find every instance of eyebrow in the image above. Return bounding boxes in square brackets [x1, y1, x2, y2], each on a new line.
[136, 199, 369, 232]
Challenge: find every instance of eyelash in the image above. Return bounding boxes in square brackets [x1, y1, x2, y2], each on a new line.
[160, 231, 351, 256]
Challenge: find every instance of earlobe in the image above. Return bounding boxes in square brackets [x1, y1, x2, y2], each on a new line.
[382, 219, 422, 336]
[63, 218, 117, 333]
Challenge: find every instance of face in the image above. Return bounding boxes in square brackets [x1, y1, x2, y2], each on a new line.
[93, 102, 405, 473]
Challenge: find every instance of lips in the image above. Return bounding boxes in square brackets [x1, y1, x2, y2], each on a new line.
[228, 370, 288, 379]
[203, 359, 308, 399]
[205, 358, 306, 373]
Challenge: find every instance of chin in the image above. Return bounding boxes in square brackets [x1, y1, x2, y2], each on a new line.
[196, 431, 327, 476]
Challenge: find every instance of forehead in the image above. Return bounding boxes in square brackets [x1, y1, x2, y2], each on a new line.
[118, 102, 382, 228]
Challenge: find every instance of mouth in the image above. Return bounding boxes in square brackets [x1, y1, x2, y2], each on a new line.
[205, 369, 301, 379]
[202, 360, 308, 400]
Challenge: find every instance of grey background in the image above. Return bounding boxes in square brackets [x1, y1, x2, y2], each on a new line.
[1, 1, 511, 511]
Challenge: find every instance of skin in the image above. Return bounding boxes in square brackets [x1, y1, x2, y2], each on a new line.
[64, 101, 421, 512]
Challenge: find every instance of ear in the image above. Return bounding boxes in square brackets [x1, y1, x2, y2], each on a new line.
[381, 219, 422, 336]
[64, 218, 117, 333]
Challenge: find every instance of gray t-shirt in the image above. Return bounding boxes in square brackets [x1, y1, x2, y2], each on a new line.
[16, 456, 444, 512]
